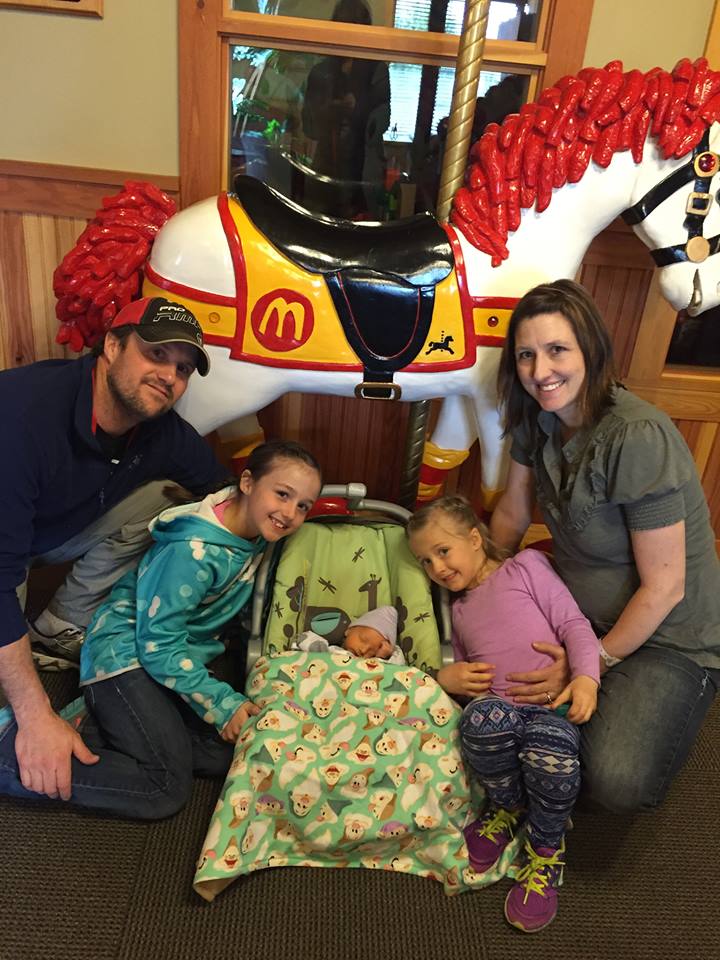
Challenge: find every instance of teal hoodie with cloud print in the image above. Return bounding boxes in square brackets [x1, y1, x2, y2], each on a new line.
[79, 486, 267, 733]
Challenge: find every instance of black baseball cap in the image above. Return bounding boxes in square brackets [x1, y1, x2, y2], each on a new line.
[109, 297, 210, 376]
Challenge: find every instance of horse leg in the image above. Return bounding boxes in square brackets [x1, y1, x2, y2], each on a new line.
[467, 396, 509, 511]
[418, 395, 475, 504]
[464, 347, 508, 510]
[417, 349, 508, 510]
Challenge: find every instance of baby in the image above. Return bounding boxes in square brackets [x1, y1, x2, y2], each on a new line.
[293, 606, 405, 664]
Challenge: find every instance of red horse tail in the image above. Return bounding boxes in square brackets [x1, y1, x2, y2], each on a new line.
[54, 181, 177, 352]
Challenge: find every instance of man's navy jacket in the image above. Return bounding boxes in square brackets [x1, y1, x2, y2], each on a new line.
[0, 354, 229, 648]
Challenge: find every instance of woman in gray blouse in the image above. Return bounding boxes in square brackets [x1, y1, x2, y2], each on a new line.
[490, 278, 720, 812]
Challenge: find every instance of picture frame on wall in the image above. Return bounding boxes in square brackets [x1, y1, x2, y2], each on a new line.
[0, 0, 103, 16]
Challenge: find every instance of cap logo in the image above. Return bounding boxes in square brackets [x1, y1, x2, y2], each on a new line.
[154, 305, 197, 326]
[152, 304, 203, 344]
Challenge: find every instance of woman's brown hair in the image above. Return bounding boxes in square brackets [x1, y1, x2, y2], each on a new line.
[497, 278, 617, 434]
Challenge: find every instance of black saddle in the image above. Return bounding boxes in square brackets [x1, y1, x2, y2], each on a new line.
[232, 176, 455, 397]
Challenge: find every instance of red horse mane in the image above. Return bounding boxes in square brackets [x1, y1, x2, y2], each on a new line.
[452, 57, 720, 265]
[54, 182, 176, 351]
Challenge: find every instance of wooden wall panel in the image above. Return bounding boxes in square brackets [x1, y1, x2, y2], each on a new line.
[0, 161, 180, 371]
[579, 220, 654, 380]
[0, 160, 180, 218]
[579, 264, 652, 380]
[259, 393, 411, 499]
[0, 212, 35, 370]
[675, 419, 720, 530]
[699, 424, 720, 533]
[0, 209, 86, 369]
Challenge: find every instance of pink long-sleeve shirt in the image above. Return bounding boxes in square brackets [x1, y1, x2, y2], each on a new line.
[451, 549, 600, 701]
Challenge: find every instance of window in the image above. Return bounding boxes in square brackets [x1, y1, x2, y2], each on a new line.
[229, 0, 540, 40]
[229, 42, 528, 220]
[179, 0, 592, 210]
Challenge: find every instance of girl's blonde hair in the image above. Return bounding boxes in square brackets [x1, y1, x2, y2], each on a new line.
[406, 495, 510, 564]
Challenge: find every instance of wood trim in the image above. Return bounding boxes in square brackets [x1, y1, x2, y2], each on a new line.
[0, 160, 180, 219]
[0, 0, 102, 14]
[0, 213, 33, 369]
[693, 421, 718, 474]
[540, 0, 594, 88]
[704, 0, 720, 67]
[582, 218, 651, 269]
[625, 376, 720, 421]
[179, 0, 226, 209]
[626, 271, 678, 381]
[217, 12, 547, 66]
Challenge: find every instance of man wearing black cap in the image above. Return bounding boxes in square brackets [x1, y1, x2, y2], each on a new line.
[0, 296, 230, 801]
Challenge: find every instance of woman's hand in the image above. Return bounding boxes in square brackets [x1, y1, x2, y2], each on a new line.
[505, 643, 570, 704]
[437, 661, 495, 699]
[551, 675, 598, 724]
[220, 700, 260, 743]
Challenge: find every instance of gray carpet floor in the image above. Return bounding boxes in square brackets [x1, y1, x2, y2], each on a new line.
[1, 672, 718, 960]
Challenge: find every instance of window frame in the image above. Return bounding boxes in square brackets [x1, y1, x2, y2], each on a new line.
[179, 0, 594, 208]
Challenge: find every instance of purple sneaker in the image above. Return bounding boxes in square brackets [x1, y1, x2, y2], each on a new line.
[504, 839, 565, 933]
[464, 808, 520, 873]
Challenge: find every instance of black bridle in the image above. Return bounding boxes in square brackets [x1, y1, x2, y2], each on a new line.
[622, 129, 720, 267]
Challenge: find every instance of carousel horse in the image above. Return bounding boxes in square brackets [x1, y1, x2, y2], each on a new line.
[54, 58, 720, 504]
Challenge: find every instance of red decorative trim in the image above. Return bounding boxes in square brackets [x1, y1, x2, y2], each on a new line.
[144, 262, 236, 308]
[201, 331, 237, 348]
[216, 351, 360, 371]
[419, 463, 449, 485]
[443, 223, 476, 349]
[217, 193, 249, 359]
[471, 296, 520, 310]
[406, 357, 472, 372]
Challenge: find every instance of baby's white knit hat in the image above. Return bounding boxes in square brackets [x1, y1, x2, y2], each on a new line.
[347, 605, 398, 642]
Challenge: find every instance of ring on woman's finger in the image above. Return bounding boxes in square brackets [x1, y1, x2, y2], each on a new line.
[545, 692, 554, 704]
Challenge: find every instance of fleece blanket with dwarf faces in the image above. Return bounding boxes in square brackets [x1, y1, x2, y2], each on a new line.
[193, 650, 522, 901]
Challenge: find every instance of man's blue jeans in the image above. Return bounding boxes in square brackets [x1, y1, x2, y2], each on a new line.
[0, 669, 233, 820]
[580, 646, 719, 813]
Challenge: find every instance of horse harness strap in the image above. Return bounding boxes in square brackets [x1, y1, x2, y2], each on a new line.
[622, 129, 720, 267]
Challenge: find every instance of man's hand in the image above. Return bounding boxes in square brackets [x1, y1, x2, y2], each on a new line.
[551, 675, 598, 724]
[220, 700, 261, 743]
[1, 634, 98, 800]
[505, 642, 571, 704]
[15, 708, 99, 801]
[437, 661, 495, 699]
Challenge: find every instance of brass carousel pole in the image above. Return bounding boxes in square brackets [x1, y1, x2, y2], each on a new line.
[398, 0, 491, 509]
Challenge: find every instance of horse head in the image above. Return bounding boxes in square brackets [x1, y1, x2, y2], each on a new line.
[453, 57, 720, 316]
[624, 119, 720, 317]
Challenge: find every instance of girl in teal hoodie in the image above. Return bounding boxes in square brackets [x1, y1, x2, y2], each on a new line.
[0, 441, 322, 819]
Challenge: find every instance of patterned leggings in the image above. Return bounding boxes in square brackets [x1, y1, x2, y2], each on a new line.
[460, 697, 581, 849]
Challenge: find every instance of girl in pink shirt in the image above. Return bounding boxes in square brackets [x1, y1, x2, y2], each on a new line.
[408, 495, 599, 934]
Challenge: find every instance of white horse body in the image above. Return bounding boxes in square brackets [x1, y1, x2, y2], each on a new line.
[148, 118, 720, 499]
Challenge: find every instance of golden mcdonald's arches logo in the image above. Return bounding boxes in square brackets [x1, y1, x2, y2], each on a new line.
[251, 289, 314, 352]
